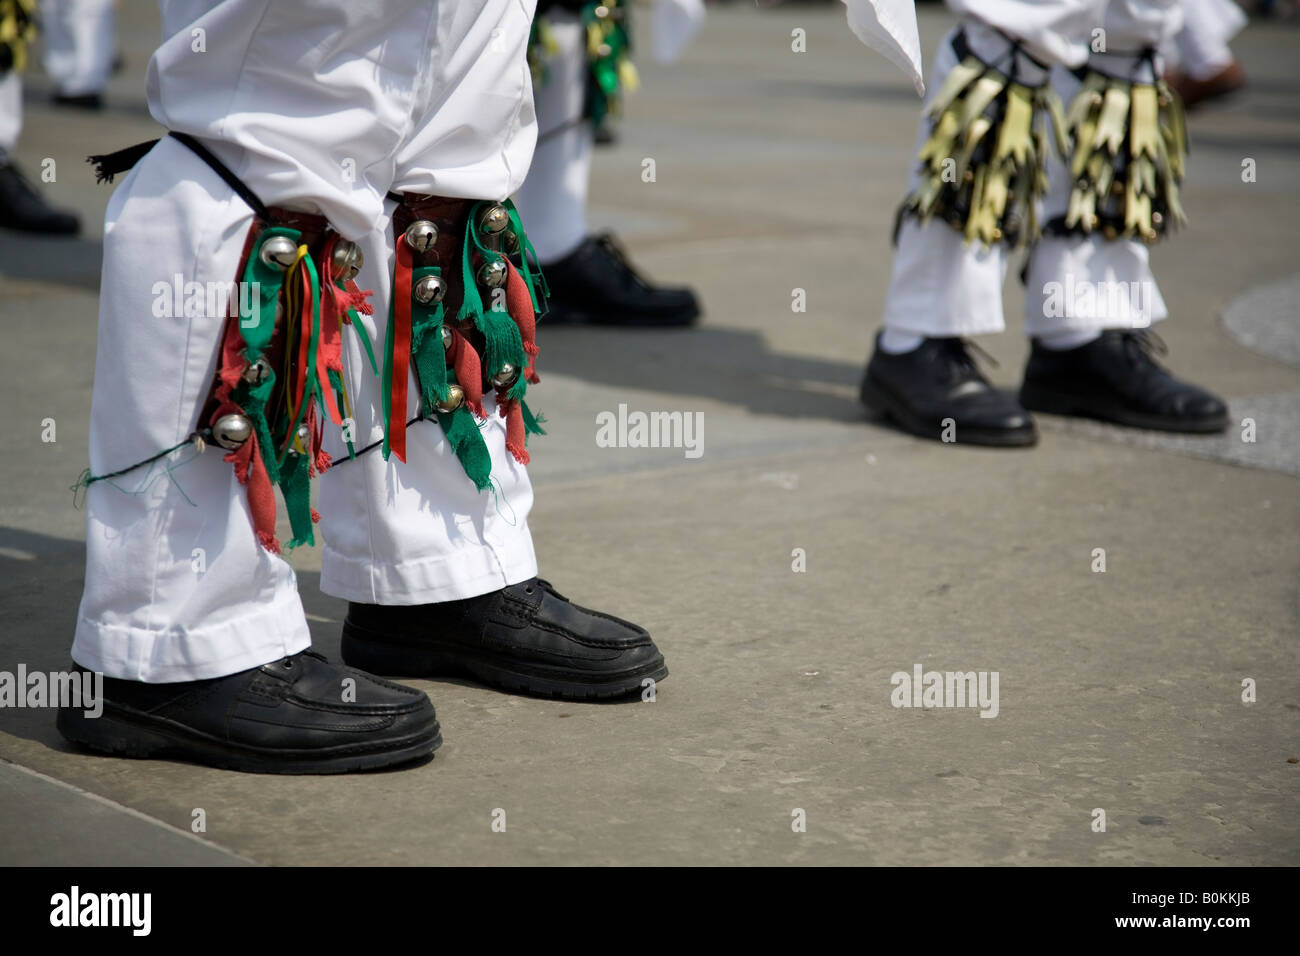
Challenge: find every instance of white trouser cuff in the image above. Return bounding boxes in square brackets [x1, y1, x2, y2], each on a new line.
[1024, 235, 1168, 334]
[72, 591, 311, 683]
[321, 534, 537, 606]
[882, 218, 1009, 337]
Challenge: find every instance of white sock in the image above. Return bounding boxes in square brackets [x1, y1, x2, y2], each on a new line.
[879, 328, 925, 354]
[1037, 329, 1101, 351]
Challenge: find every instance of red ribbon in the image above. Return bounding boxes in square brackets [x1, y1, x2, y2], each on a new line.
[388, 238, 415, 462]
[315, 236, 346, 427]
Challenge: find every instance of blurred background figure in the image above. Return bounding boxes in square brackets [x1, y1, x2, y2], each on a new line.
[1163, 0, 1248, 107]
[0, 0, 80, 233]
[513, 0, 705, 327]
[42, 0, 117, 109]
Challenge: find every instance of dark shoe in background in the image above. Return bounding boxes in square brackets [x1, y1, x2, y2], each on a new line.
[860, 332, 1038, 446]
[57, 650, 441, 774]
[1168, 61, 1247, 109]
[342, 578, 668, 700]
[1020, 329, 1229, 433]
[541, 233, 700, 327]
[52, 91, 105, 110]
[0, 153, 81, 235]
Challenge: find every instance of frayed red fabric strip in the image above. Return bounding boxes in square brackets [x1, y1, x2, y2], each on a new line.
[505, 260, 540, 384]
[447, 326, 484, 416]
[503, 401, 528, 464]
[219, 413, 279, 553]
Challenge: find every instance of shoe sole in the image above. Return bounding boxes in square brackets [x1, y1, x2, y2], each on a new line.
[341, 623, 668, 701]
[860, 375, 1039, 447]
[57, 702, 441, 775]
[1020, 382, 1229, 434]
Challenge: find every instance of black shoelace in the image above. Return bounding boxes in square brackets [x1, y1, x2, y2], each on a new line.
[935, 337, 998, 384]
[1119, 329, 1171, 374]
[594, 232, 650, 290]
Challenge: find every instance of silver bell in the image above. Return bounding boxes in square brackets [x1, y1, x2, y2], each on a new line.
[332, 240, 363, 280]
[478, 259, 508, 289]
[479, 204, 510, 235]
[242, 356, 273, 384]
[404, 219, 438, 252]
[434, 384, 465, 414]
[441, 324, 454, 349]
[259, 236, 299, 271]
[413, 274, 447, 305]
[491, 363, 519, 389]
[288, 422, 311, 454]
[212, 414, 253, 450]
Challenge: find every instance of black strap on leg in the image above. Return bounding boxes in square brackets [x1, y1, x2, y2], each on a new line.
[168, 132, 272, 221]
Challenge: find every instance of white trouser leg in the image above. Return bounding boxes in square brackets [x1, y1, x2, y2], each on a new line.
[880, 27, 1010, 338]
[72, 137, 311, 682]
[1025, 36, 1176, 337]
[510, 15, 592, 264]
[319, 0, 540, 606]
[75, 0, 540, 680]
[41, 0, 117, 96]
[0, 73, 21, 152]
[316, 206, 539, 606]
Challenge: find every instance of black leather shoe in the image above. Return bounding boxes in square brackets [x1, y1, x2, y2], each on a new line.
[56, 650, 440, 774]
[0, 156, 81, 235]
[341, 578, 668, 700]
[1020, 330, 1229, 433]
[52, 91, 105, 110]
[860, 332, 1038, 446]
[541, 233, 700, 327]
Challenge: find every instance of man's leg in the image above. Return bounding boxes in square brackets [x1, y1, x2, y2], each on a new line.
[512, 2, 699, 327]
[0, 64, 81, 233]
[859, 13, 1077, 447]
[1019, 0, 1228, 433]
[41, 0, 116, 107]
[58, 1, 458, 773]
[321, 0, 668, 699]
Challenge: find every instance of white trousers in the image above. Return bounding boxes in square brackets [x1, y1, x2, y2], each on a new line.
[74, 0, 541, 683]
[41, 0, 117, 96]
[511, 14, 592, 264]
[0, 73, 20, 153]
[511, 1, 707, 263]
[881, 1, 1179, 339]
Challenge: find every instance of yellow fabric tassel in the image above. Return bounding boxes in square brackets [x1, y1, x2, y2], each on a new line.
[1064, 72, 1188, 242]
